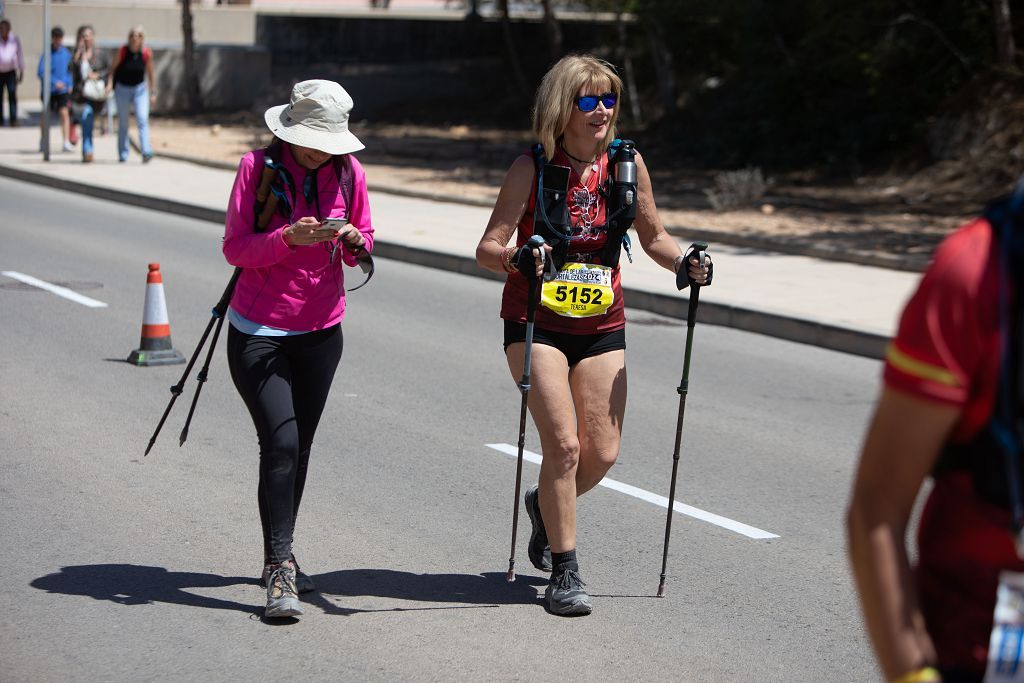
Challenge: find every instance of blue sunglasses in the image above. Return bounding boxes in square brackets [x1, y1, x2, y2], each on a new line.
[576, 92, 617, 112]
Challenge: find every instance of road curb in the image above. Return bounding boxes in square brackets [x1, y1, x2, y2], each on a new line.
[0, 162, 889, 359]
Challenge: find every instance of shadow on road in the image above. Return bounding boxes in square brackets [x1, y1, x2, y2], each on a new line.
[30, 564, 262, 615]
[29, 565, 548, 618]
[306, 569, 547, 616]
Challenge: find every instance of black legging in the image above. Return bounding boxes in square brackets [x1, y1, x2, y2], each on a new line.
[227, 323, 344, 564]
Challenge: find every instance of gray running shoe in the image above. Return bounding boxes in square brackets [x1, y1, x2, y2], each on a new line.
[545, 567, 593, 616]
[264, 564, 304, 618]
[525, 485, 552, 572]
[261, 555, 316, 593]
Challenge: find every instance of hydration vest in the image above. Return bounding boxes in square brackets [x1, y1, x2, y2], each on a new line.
[530, 139, 638, 274]
[935, 189, 1024, 529]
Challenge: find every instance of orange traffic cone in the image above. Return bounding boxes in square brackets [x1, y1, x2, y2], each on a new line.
[128, 263, 186, 366]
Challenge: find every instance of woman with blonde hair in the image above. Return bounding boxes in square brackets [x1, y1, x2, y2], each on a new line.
[107, 25, 155, 162]
[476, 54, 712, 616]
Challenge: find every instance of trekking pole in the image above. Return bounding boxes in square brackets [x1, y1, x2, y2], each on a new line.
[507, 235, 547, 582]
[657, 241, 709, 598]
[144, 268, 241, 456]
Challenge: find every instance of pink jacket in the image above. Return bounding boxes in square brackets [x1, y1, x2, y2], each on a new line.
[223, 145, 374, 331]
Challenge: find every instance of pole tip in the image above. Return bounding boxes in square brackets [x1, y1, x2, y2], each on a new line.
[506, 569, 515, 582]
[656, 584, 666, 598]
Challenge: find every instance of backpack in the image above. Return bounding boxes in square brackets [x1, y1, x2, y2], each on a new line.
[118, 45, 151, 64]
[248, 139, 373, 290]
[937, 187, 1024, 543]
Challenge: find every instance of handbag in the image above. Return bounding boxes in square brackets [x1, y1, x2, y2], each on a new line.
[82, 79, 107, 102]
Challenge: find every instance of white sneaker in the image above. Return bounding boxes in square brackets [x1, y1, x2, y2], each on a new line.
[62, 142, 74, 152]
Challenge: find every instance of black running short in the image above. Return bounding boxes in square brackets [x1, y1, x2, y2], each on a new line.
[503, 320, 626, 367]
[47, 92, 69, 112]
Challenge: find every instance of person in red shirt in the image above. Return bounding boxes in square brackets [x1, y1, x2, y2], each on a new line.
[848, 192, 1024, 682]
[476, 54, 711, 616]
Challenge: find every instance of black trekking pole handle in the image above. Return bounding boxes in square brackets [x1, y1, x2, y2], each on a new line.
[657, 241, 709, 597]
[507, 235, 546, 582]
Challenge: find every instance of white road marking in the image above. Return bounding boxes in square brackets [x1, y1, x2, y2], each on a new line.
[1, 271, 108, 308]
[486, 443, 779, 540]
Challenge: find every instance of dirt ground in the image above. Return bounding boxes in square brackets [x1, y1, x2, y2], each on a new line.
[148, 113, 996, 271]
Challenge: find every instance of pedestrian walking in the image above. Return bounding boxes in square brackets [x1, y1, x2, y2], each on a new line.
[37, 26, 73, 152]
[223, 79, 373, 619]
[0, 19, 24, 126]
[71, 25, 110, 163]
[107, 25, 154, 162]
[476, 54, 712, 616]
[848, 180, 1024, 682]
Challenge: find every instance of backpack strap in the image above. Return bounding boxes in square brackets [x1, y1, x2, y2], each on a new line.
[333, 154, 355, 217]
[982, 190, 1024, 555]
[253, 139, 290, 233]
[600, 138, 637, 268]
[331, 153, 374, 291]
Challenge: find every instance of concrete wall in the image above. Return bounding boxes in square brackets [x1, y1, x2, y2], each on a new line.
[154, 44, 270, 112]
[4, 3, 260, 112]
[3, 3, 624, 117]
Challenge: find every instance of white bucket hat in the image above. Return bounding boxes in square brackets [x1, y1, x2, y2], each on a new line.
[264, 79, 365, 155]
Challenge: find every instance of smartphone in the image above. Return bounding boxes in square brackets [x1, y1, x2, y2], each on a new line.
[542, 164, 570, 193]
[321, 217, 348, 233]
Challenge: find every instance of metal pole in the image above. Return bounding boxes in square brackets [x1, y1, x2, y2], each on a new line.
[41, 0, 50, 161]
[506, 235, 546, 582]
[656, 242, 708, 598]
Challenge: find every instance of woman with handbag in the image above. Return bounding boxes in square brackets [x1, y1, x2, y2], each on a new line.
[71, 25, 110, 163]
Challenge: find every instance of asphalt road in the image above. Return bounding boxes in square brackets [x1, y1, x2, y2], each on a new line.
[1, 176, 882, 681]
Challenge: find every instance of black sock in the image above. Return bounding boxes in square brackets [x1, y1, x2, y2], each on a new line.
[552, 549, 578, 573]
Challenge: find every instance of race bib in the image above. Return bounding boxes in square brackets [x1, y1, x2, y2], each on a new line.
[541, 262, 614, 318]
[986, 571, 1024, 682]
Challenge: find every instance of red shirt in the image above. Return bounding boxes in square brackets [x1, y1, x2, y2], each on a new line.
[884, 217, 1020, 676]
[499, 148, 626, 334]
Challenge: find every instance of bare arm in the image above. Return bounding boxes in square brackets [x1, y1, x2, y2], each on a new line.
[847, 387, 959, 681]
[631, 152, 683, 272]
[146, 53, 156, 100]
[632, 152, 710, 282]
[106, 49, 121, 90]
[476, 155, 534, 274]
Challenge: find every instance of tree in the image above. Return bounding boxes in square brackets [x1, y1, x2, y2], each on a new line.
[181, 0, 202, 113]
[992, 0, 1016, 65]
[539, 0, 564, 65]
[496, 0, 532, 101]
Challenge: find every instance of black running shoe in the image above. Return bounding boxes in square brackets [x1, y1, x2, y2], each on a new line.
[545, 567, 593, 616]
[525, 484, 552, 572]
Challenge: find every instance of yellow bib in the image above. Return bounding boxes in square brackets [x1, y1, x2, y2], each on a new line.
[541, 262, 614, 318]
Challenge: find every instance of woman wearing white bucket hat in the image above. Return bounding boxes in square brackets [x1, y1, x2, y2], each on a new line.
[222, 79, 373, 619]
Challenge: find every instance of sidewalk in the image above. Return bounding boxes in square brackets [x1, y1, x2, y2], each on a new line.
[0, 119, 923, 359]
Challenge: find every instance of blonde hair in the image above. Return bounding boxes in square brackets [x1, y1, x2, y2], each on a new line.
[532, 54, 623, 160]
[128, 25, 145, 39]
